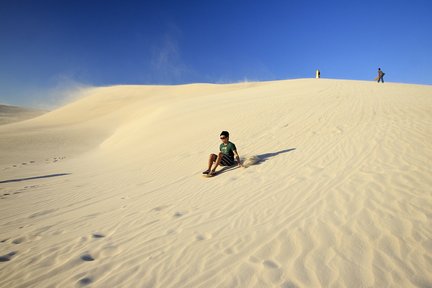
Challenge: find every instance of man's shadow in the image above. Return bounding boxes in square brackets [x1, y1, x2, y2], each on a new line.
[255, 148, 296, 164]
[217, 148, 296, 173]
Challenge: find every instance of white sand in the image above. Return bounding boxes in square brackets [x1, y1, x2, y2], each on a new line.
[0, 79, 431, 287]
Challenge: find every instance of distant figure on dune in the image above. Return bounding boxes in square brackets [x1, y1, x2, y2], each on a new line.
[377, 68, 385, 83]
[316, 69, 321, 79]
[203, 131, 242, 176]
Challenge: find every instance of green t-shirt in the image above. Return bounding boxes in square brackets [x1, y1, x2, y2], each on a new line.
[220, 141, 237, 158]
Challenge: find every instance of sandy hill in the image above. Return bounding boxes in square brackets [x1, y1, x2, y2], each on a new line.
[0, 104, 47, 125]
[0, 79, 431, 287]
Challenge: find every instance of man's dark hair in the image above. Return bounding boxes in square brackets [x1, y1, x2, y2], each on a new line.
[220, 131, 229, 137]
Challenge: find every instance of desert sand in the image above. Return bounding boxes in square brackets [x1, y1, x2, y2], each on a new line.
[0, 104, 47, 125]
[0, 79, 431, 287]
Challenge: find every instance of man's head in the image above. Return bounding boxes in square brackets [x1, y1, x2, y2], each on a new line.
[220, 131, 229, 143]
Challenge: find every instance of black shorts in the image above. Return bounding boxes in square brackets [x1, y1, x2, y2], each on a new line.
[216, 154, 236, 166]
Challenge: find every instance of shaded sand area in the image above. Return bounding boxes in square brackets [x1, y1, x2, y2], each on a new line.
[0, 104, 47, 125]
[0, 79, 431, 287]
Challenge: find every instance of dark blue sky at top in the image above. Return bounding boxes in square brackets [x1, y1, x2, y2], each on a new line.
[0, 0, 431, 107]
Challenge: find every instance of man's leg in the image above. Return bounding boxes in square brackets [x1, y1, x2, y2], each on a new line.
[203, 154, 216, 174]
[205, 154, 217, 172]
[210, 152, 224, 174]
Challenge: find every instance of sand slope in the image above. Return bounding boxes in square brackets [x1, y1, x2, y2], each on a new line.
[0, 79, 431, 287]
[0, 104, 47, 125]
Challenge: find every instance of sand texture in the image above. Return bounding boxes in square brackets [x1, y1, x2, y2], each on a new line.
[0, 79, 431, 287]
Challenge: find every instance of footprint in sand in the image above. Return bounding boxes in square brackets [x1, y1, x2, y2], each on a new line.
[195, 233, 212, 241]
[29, 209, 56, 219]
[92, 233, 105, 239]
[12, 237, 25, 244]
[262, 259, 283, 283]
[80, 253, 95, 262]
[78, 277, 93, 286]
[166, 229, 177, 235]
[263, 260, 279, 269]
[0, 251, 17, 262]
[173, 211, 187, 218]
[150, 205, 169, 212]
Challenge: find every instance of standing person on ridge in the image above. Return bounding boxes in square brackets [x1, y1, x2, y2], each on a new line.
[377, 68, 385, 83]
[203, 131, 242, 176]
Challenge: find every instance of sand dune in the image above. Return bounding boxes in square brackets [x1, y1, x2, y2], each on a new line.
[0, 104, 47, 125]
[0, 79, 431, 287]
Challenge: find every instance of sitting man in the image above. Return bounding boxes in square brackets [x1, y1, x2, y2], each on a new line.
[203, 131, 242, 176]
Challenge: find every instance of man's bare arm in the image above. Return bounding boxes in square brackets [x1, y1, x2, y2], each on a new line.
[233, 150, 242, 167]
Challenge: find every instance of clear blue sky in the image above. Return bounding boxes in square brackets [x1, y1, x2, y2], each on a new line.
[1, 0, 431, 107]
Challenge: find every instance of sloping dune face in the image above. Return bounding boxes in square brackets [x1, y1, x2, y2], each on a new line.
[0, 79, 431, 287]
[0, 104, 47, 125]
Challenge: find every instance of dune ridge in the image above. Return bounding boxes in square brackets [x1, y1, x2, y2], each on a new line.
[0, 79, 431, 287]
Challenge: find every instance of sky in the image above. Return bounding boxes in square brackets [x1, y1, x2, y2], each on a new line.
[1, 0, 431, 107]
